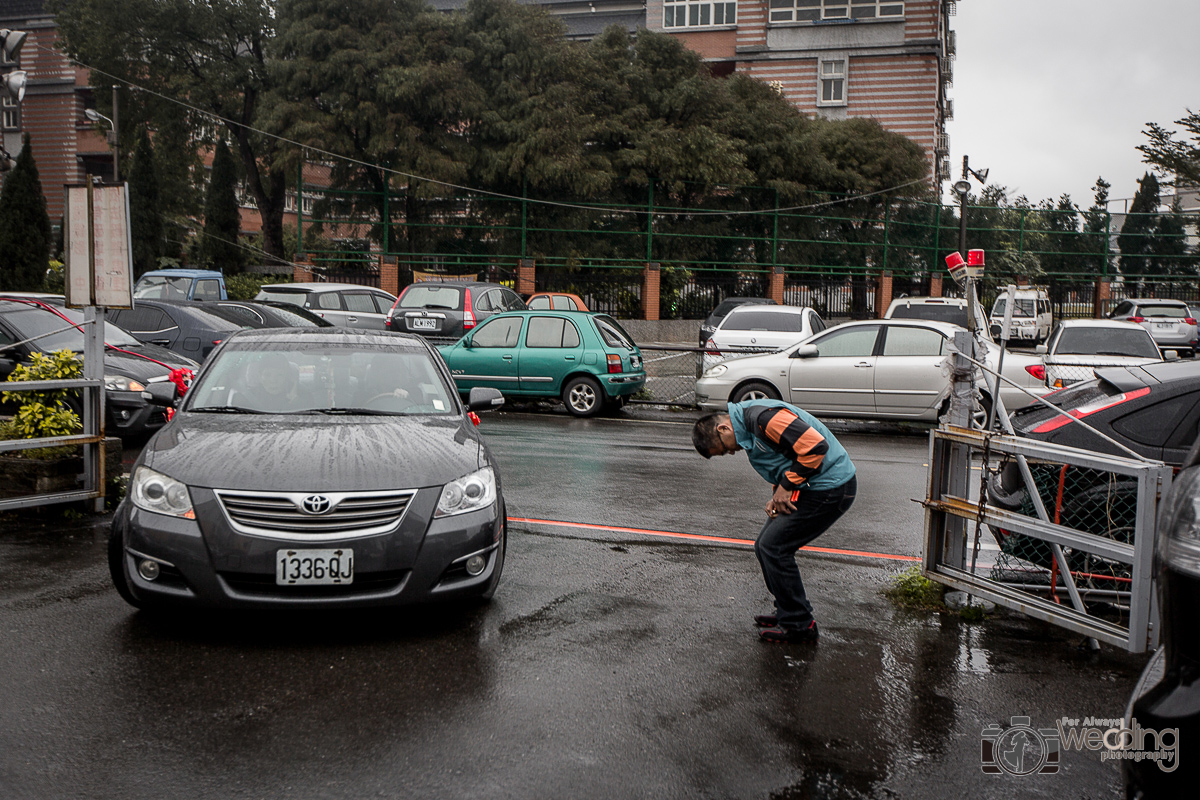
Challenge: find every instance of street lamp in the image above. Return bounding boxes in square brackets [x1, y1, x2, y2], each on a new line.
[84, 107, 118, 183]
[952, 178, 971, 258]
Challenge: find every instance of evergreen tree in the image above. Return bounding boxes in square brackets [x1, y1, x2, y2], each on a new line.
[1118, 173, 1160, 290]
[1078, 177, 1113, 276]
[127, 126, 163, 277]
[1153, 198, 1195, 277]
[199, 139, 245, 273]
[0, 134, 53, 291]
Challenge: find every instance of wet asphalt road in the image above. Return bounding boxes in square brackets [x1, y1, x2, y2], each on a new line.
[0, 410, 1150, 799]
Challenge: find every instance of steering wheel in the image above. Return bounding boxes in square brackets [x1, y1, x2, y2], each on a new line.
[363, 392, 411, 409]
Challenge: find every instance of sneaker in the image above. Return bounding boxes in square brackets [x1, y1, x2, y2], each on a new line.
[759, 621, 819, 644]
[754, 614, 778, 628]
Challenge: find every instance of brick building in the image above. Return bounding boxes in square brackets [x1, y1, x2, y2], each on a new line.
[647, 0, 955, 185]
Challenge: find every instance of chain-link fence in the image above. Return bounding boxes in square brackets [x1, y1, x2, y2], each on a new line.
[987, 462, 1138, 600]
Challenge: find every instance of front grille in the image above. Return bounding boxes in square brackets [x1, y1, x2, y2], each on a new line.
[213, 489, 416, 540]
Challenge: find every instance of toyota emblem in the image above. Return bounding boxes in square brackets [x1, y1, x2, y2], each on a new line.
[301, 495, 332, 515]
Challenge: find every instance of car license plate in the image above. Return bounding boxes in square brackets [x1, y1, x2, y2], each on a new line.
[276, 548, 354, 585]
[1156, 322, 1174, 328]
[410, 317, 438, 330]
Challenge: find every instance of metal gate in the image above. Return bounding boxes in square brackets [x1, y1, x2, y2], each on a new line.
[923, 424, 1169, 653]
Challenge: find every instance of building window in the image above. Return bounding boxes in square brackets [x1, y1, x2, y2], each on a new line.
[663, 0, 737, 28]
[769, 0, 903, 23]
[819, 59, 846, 105]
[1, 96, 18, 130]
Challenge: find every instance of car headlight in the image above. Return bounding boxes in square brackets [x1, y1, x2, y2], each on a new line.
[130, 466, 195, 519]
[703, 364, 728, 378]
[435, 466, 496, 518]
[105, 374, 146, 392]
[1159, 467, 1200, 579]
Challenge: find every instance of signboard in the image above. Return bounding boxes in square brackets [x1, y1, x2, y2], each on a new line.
[65, 182, 134, 308]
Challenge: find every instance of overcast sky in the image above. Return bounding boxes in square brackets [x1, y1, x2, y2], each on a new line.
[943, 1, 1200, 211]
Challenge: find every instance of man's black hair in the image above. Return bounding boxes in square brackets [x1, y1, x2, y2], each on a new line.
[692, 413, 726, 458]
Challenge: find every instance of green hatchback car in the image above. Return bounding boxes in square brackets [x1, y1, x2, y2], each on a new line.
[438, 311, 646, 417]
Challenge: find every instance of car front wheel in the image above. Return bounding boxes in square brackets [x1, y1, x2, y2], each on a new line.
[730, 381, 780, 404]
[107, 528, 143, 609]
[563, 375, 604, 417]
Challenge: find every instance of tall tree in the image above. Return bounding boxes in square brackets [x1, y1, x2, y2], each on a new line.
[1139, 109, 1200, 188]
[268, 0, 476, 256]
[51, 0, 291, 266]
[0, 134, 53, 291]
[1118, 172, 1160, 288]
[126, 127, 163, 277]
[199, 139, 245, 273]
[1078, 177, 1113, 276]
[1039, 194, 1080, 277]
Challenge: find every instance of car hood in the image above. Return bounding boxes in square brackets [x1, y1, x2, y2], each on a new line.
[140, 413, 485, 492]
[104, 344, 199, 382]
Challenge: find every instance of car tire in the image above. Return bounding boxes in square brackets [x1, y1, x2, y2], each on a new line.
[479, 512, 507, 602]
[107, 527, 143, 609]
[730, 381, 780, 404]
[563, 375, 604, 417]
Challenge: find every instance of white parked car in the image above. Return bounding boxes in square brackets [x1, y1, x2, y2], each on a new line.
[1108, 298, 1199, 358]
[702, 305, 824, 370]
[695, 319, 1050, 422]
[1037, 319, 1164, 389]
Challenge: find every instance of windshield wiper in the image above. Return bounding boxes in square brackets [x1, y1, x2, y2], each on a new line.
[311, 407, 397, 416]
[190, 405, 268, 414]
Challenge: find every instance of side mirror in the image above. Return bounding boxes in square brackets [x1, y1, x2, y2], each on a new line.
[467, 386, 504, 412]
[141, 381, 179, 407]
[1035, 344, 1048, 355]
[461, 335, 473, 349]
[791, 344, 818, 359]
[1165, 350, 1179, 362]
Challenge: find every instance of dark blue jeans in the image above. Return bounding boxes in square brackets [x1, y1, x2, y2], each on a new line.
[754, 476, 857, 630]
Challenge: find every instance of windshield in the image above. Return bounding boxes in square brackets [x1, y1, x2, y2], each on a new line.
[889, 304, 967, 327]
[134, 275, 192, 300]
[5, 305, 141, 351]
[398, 285, 463, 310]
[185, 342, 457, 415]
[1054, 327, 1160, 359]
[992, 298, 1036, 318]
[257, 289, 308, 308]
[1138, 304, 1191, 319]
[723, 310, 805, 332]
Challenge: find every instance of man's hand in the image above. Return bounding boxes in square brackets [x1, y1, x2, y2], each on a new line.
[768, 485, 797, 517]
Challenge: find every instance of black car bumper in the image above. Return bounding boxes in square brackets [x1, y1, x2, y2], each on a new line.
[110, 489, 504, 610]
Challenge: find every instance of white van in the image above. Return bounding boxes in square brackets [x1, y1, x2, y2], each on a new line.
[989, 289, 1052, 343]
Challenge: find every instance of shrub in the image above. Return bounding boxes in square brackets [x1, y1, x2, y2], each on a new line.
[883, 565, 945, 610]
[0, 349, 83, 458]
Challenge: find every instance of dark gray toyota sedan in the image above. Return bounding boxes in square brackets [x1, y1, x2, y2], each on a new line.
[108, 328, 507, 610]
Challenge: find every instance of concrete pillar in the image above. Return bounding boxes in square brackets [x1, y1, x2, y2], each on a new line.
[642, 262, 661, 321]
[930, 273, 943, 298]
[293, 255, 314, 283]
[516, 259, 536, 296]
[875, 271, 893, 319]
[1094, 279, 1111, 319]
[380, 255, 399, 297]
[769, 266, 785, 304]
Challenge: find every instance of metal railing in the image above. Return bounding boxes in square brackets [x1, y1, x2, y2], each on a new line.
[0, 377, 106, 511]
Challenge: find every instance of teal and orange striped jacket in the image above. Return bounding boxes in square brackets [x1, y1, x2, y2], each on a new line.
[728, 400, 856, 493]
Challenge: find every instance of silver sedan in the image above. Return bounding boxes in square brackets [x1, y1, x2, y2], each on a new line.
[694, 319, 1050, 421]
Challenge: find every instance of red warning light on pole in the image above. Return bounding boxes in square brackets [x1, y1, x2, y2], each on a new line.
[967, 249, 985, 267]
[945, 251, 966, 281]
